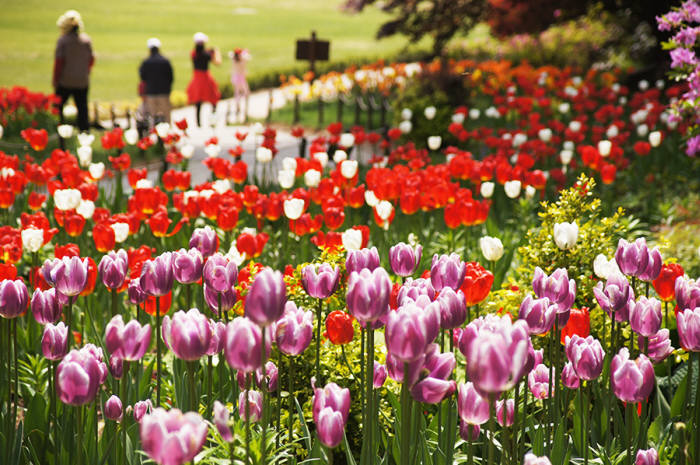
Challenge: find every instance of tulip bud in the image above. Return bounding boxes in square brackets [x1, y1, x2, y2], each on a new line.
[479, 236, 504, 261]
[333, 150, 348, 163]
[105, 395, 123, 421]
[528, 364, 553, 399]
[524, 453, 553, 465]
[340, 159, 358, 179]
[341, 228, 363, 251]
[21, 228, 44, 253]
[364, 189, 379, 207]
[427, 136, 442, 150]
[339, 133, 355, 147]
[238, 390, 263, 422]
[98, 249, 129, 290]
[213, 401, 234, 442]
[389, 242, 422, 277]
[610, 348, 654, 402]
[648, 131, 662, 147]
[561, 361, 580, 389]
[88, 162, 105, 180]
[480, 182, 494, 198]
[346, 267, 391, 324]
[629, 297, 662, 337]
[245, 268, 287, 327]
[346, 247, 380, 274]
[560, 149, 573, 165]
[77, 146, 92, 167]
[677, 307, 700, 352]
[399, 120, 412, 134]
[189, 226, 218, 258]
[538, 128, 552, 142]
[400, 108, 412, 120]
[304, 169, 321, 188]
[124, 128, 139, 145]
[42, 322, 69, 360]
[139, 408, 208, 465]
[504, 180, 521, 198]
[162, 309, 212, 360]
[553, 221, 578, 250]
[496, 398, 514, 426]
[302, 263, 340, 300]
[133, 399, 152, 422]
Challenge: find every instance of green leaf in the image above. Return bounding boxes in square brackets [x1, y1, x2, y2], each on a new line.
[294, 397, 312, 453]
[670, 374, 687, 418]
[550, 419, 569, 465]
[24, 394, 47, 437]
[343, 432, 357, 465]
[11, 421, 23, 465]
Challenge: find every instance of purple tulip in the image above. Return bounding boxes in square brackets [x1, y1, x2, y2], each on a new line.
[677, 307, 700, 352]
[140, 408, 208, 465]
[457, 382, 490, 425]
[594, 273, 634, 322]
[202, 253, 237, 292]
[203, 284, 236, 314]
[524, 454, 553, 465]
[410, 344, 457, 403]
[675, 276, 700, 312]
[565, 334, 605, 381]
[42, 322, 69, 360]
[240, 361, 279, 392]
[386, 352, 425, 386]
[105, 315, 151, 361]
[629, 296, 662, 337]
[140, 252, 174, 297]
[43, 257, 89, 297]
[275, 301, 313, 356]
[518, 294, 557, 335]
[374, 361, 388, 388]
[245, 268, 287, 327]
[98, 249, 128, 290]
[346, 267, 392, 324]
[162, 308, 212, 361]
[389, 242, 422, 277]
[635, 448, 659, 465]
[83, 343, 108, 385]
[133, 399, 152, 422]
[0, 279, 29, 318]
[128, 278, 148, 305]
[640, 329, 674, 363]
[533, 348, 544, 367]
[430, 253, 466, 292]
[639, 247, 662, 282]
[615, 238, 650, 278]
[528, 364, 553, 399]
[224, 317, 270, 373]
[610, 348, 654, 402]
[561, 362, 580, 389]
[213, 401, 233, 442]
[105, 395, 123, 421]
[302, 263, 340, 299]
[345, 247, 380, 275]
[109, 355, 124, 379]
[189, 226, 218, 258]
[172, 248, 204, 284]
[238, 390, 263, 422]
[31, 288, 65, 324]
[56, 346, 104, 405]
[312, 381, 351, 448]
[532, 267, 576, 317]
[386, 295, 441, 363]
[396, 278, 436, 306]
[437, 287, 467, 329]
[206, 320, 226, 356]
[496, 398, 514, 426]
[462, 314, 530, 397]
[459, 421, 481, 441]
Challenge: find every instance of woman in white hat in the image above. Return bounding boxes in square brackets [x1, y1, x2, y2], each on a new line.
[53, 10, 94, 131]
[186, 32, 221, 127]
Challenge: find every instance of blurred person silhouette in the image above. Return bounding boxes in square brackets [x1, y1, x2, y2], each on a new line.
[186, 32, 221, 127]
[139, 38, 174, 124]
[53, 10, 94, 132]
[228, 48, 250, 121]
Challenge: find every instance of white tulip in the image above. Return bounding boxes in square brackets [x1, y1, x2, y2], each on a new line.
[313, 151, 328, 168]
[0, 167, 14, 178]
[21, 228, 44, 253]
[54, 189, 81, 211]
[553, 221, 578, 250]
[568, 121, 581, 132]
[364, 190, 379, 207]
[424, 106, 437, 120]
[558, 103, 570, 114]
[560, 149, 573, 165]
[525, 185, 536, 199]
[399, 120, 412, 134]
[597, 140, 612, 157]
[619, 96, 627, 105]
[63, 105, 78, 118]
[636, 124, 649, 138]
[304, 169, 321, 188]
[401, 108, 413, 121]
[480, 236, 504, 261]
[480, 181, 495, 198]
[180, 144, 195, 159]
[88, 162, 105, 180]
[649, 131, 662, 147]
[77, 132, 94, 147]
[340, 160, 358, 179]
[469, 108, 480, 120]
[278, 169, 295, 189]
[225, 243, 246, 267]
[563, 141, 575, 151]
[538, 128, 552, 142]
[76, 199, 95, 219]
[0, 124, 3, 139]
[339, 133, 355, 148]
[111, 223, 130, 243]
[155, 122, 170, 139]
[376, 200, 393, 220]
[124, 128, 140, 145]
[136, 179, 153, 189]
[572, 76, 582, 86]
[512, 133, 527, 147]
[57, 124, 74, 139]
[212, 179, 231, 194]
[655, 79, 665, 90]
[486, 106, 501, 118]
[452, 112, 465, 124]
[593, 254, 620, 279]
[252, 122, 264, 135]
[504, 180, 522, 199]
[256, 146, 273, 163]
[342, 228, 363, 251]
[606, 125, 619, 139]
[408, 233, 419, 247]
[77, 146, 92, 167]
[333, 150, 348, 164]
[205, 144, 221, 158]
[638, 80, 649, 91]
[282, 157, 297, 172]
[427, 136, 442, 151]
[612, 83, 620, 93]
[283, 198, 305, 220]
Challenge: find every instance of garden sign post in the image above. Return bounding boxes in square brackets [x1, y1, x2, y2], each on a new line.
[295, 30, 330, 75]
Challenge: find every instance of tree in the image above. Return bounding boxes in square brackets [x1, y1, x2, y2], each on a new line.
[343, 0, 487, 59]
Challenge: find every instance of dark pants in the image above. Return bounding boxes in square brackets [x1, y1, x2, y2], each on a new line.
[56, 86, 89, 131]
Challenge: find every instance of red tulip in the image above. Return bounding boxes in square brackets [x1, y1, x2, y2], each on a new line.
[109, 153, 131, 171]
[460, 262, 493, 307]
[143, 290, 172, 316]
[653, 263, 684, 302]
[28, 191, 47, 210]
[560, 307, 590, 344]
[20, 128, 49, 151]
[64, 213, 86, 237]
[0, 263, 18, 280]
[326, 310, 354, 345]
[217, 208, 239, 232]
[55, 243, 80, 258]
[93, 222, 116, 253]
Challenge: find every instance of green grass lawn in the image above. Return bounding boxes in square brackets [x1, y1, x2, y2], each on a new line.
[0, 0, 426, 102]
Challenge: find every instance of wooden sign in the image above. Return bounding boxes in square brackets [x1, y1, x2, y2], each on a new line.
[295, 31, 329, 73]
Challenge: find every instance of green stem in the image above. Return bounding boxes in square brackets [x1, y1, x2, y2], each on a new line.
[626, 402, 633, 465]
[187, 283, 192, 310]
[579, 382, 586, 463]
[261, 327, 268, 465]
[315, 298, 323, 383]
[111, 288, 118, 317]
[694, 353, 700, 463]
[686, 352, 694, 421]
[366, 328, 375, 461]
[77, 406, 83, 465]
[207, 356, 213, 415]
[156, 296, 162, 407]
[120, 362, 130, 464]
[288, 356, 295, 465]
[488, 397, 496, 465]
[13, 318, 18, 434]
[513, 381, 520, 460]
[188, 361, 197, 412]
[245, 374, 251, 465]
[400, 363, 412, 465]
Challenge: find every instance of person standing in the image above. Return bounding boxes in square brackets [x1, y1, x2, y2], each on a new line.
[53, 10, 94, 132]
[186, 32, 221, 127]
[229, 48, 250, 121]
[139, 38, 174, 124]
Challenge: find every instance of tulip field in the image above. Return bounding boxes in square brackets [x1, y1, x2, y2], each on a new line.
[2, 5, 700, 465]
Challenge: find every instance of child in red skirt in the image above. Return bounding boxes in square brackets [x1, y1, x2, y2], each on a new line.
[187, 32, 221, 127]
